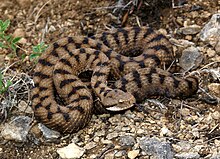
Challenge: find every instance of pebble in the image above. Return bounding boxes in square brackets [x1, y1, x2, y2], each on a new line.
[104, 152, 114, 159]
[1, 116, 32, 142]
[208, 83, 220, 97]
[13, 28, 25, 37]
[119, 135, 136, 147]
[17, 100, 33, 114]
[172, 141, 193, 152]
[38, 123, 61, 140]
[101, 138, 112, 144]
[115, 150, 124, 157]
[160, 126, 172, 136]
[179, 25, 201, 35]
[57, 143, 85, 159]
[84, 141, 97, 150]
[128, 150, 139, 159]
[207, 48, 216, 57]
[200, 13, 220, 46]
[179, 108, 191, 117]
[106, 132, 119, 139]
[139, 137, 173, 159]
[212, 111, 220, 120]
[179, 46, 203, 71]
[175, 152, 200, 159]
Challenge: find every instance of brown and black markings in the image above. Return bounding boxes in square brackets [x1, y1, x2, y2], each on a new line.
[32, 27, 198, 133]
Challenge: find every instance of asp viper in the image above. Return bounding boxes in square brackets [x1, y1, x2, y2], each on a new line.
[31, 27, 198, 133]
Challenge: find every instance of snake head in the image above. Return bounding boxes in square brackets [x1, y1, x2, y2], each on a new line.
[102, 89, 136, 111]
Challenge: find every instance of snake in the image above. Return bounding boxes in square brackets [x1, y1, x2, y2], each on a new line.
[31, 27, 198, 133]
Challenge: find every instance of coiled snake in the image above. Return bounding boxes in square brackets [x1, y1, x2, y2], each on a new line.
[31, 27, 198, 133]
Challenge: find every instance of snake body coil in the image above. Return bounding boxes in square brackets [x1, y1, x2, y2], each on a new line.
[31, 27, 198, 133]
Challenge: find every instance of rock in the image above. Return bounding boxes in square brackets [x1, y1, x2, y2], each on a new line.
[84, 141, 97, 150]
[206, 48, 216, 57]
[101, 138, 112, 144]
[17, 100, 33, 114]
[175, 152, 200, 159]
[128, 150, 139, 159]
[57, 143, 85, 159]
[160, 126, 172, 136]
[200, 13, 220, 48]
[13, 28, 25, 38]
[139, 137, 173, 159]
[208, 83, 220, 97]
[106, 132, 119, 139]
[119, 135, 136, 147]
[179, 25, 201, 35]
[115, 150, 125, 157]
[212, 111, 220, 120]
[104, 152, 114, 159]
[179, 108, 191, 117]
[179, 46, 203, 71]
[1, 116, 32, 142]
[38, 123, 61, 140]
[170, 38, 195, 48]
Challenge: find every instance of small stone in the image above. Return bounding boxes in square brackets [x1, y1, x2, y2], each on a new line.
[208, 83, 220, 97]
[17, 100, 33, 114]
[119, 135, 136, 147]
[139, 137, 173, 159]
[160, 126, 172, 136]
[128, 150, 139, 159]
[13, 28, 25, 38]
[93, 136, 99, 142]
[185, 35, 192, 41]
[179, 46, 203, 71]
[104, 152, 114, 159]
[57, 143, 85, 159]
[179, 108, 191, 117]
[175, 152, 200, 159]
[38, 123, 61, 140]
[106, 132, 119, 139]
[207, 48, 216, 57]
[212, 111, 220, 120]
[180, 25, 201, 35]
[158, 28, 167, 35]
[95, 130, 105, 137]
[84, 142, 97, 150]
[172, 141, 192, 153]
[200, 13, 220, 47]
[1, 116, 32, 142]
[101, 138, 112, 144]
[89, 154, 97, 159]
[136, 129, 144, 134]
[115, 151, 124, 157]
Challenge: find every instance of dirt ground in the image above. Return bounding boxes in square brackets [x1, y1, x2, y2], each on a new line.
[0, 0, 219, 159]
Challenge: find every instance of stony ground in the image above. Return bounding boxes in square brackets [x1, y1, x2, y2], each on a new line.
[0, 0, 219, 159]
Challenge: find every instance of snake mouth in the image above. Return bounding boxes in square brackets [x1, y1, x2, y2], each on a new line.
[105, 104, 134, 111]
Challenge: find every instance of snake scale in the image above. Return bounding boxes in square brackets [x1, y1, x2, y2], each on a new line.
[31, 27, 198, 133]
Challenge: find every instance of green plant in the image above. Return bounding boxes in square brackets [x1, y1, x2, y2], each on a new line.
[30, 42, 48, 60]
[0, 19, 21, 53]
[0, 71, 12, 94]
